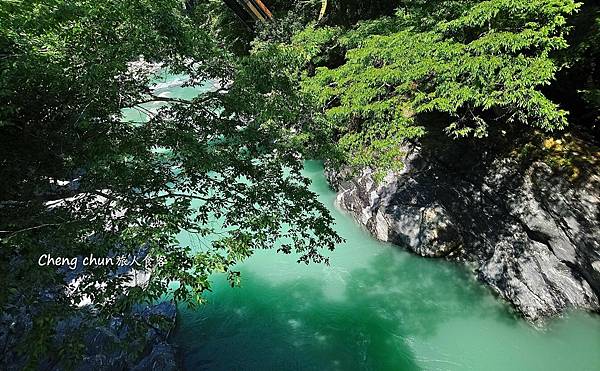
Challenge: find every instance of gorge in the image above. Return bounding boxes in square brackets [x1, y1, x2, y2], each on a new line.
[172, 159, 600, 371]
[2, 1, 600, 369]
[154, 75, 600, 371]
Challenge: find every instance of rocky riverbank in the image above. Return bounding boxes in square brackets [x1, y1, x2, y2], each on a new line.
[0, 253, 178, 370]
[325, 132, 600, 322]
[0, 300, 177, 370]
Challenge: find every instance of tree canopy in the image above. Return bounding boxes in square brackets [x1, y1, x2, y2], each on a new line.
[0, 0, 340, 364]
[292, 0, 581, 172]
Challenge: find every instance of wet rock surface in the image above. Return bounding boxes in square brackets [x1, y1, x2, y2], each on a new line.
[326, 136, 600, 321]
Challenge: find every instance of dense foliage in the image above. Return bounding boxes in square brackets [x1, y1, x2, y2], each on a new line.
[0, 0, 340, 365]
[554, 1, 600, 129]
[294, 0, 581, 171]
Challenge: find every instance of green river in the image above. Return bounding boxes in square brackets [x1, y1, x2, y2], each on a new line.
[133, 75, 600, 371]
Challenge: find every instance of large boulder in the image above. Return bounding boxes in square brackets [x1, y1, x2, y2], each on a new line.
[327, 135, 600, 321]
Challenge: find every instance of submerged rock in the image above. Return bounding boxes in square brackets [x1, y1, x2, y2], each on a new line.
[326, 135, 600, 322]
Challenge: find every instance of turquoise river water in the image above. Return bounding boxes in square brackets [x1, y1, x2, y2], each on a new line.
[137, 74, 600, 371]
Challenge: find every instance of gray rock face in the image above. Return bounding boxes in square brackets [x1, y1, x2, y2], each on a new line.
[132, 342, 177, 371]
[71, 300, 177, 371]
[0, 300, 177, 371]
[326, 138, 600, 321]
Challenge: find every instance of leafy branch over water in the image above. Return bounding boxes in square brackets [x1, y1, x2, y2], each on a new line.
[0, 0, 341, 364]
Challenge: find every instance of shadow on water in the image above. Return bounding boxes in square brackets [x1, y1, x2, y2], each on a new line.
[172, 247, 512, 371]
[171, 160, 522, 371]
[162, 78, 600, 371]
